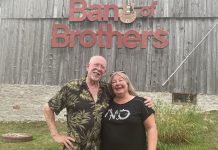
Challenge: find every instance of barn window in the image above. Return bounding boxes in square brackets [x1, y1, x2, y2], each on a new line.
[172, 93, 197, 104]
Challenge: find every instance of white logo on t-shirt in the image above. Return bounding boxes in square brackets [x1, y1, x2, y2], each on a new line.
[104, 108, 130, 120]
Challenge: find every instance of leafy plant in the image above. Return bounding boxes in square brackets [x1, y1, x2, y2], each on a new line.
[155, 100, 207, 144]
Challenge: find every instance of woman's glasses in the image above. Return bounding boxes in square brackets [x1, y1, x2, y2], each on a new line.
[110, 71, 126, 77]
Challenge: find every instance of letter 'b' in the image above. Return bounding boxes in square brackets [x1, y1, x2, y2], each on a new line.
[69, 0, 87, 21]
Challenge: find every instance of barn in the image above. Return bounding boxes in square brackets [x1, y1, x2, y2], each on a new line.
[0, 0, 218, 121]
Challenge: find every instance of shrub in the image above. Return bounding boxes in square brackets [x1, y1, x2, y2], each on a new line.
[155, 100, 207, 144]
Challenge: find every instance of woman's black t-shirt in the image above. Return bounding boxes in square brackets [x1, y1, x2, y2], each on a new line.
[101, 96, 155, 150]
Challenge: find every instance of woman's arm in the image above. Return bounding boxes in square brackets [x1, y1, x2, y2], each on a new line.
[144, 114, 158, 150]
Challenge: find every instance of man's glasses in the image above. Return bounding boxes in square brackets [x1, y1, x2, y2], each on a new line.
[110, 71, 126, 77]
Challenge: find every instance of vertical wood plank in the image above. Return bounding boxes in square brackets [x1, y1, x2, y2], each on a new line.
[216, 22, 218, 93]
[207, 20, 216, 94]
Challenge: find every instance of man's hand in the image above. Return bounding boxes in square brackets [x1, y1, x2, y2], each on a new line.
[43, 104, 75, 149]
[52, 134, 75, 150]
[143, 96, 154, 108]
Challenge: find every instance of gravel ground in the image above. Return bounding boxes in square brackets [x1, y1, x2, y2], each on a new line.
[0, 84, 218, 121]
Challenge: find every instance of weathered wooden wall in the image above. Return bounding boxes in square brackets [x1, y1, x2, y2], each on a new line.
[0, 0, 218, 94]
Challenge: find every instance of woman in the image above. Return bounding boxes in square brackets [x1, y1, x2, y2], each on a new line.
[101, 71, 157, 150]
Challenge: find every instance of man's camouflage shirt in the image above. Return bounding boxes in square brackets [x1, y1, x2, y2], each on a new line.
[48, 78, 111, 150]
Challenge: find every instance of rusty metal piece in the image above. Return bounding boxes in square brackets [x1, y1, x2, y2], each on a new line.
[1, 133, 33, 143]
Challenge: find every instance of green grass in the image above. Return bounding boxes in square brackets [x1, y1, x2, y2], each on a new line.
[0, 108, 218, 149]
[155, 101, 218, 150]
[0, 121, 67, 150]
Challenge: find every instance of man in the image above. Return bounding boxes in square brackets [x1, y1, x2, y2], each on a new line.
[43, 55, 153, 150]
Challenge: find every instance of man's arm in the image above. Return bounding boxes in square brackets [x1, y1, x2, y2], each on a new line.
[144, 96, 154, 108]
[43, 103, 74, 150]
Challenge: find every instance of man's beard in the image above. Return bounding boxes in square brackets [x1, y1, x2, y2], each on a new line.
[92, 76, 100, 84]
